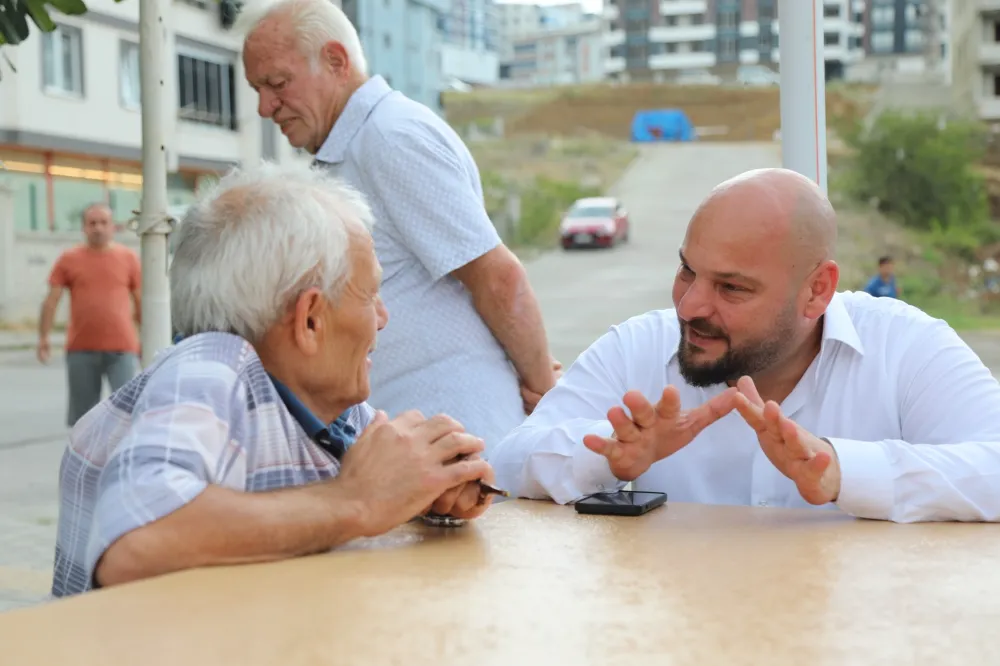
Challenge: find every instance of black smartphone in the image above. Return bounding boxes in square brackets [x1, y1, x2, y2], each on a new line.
[573, 490, 667, 517]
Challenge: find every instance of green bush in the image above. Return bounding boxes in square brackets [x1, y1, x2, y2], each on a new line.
[516, 176, 602, 247]
[840, 111, 991, 238]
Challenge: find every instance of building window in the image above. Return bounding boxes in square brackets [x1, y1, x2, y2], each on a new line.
[871, 30, 894, 53]
[904, 29, 924, 52]
[177, 52, 238, 130]
[120, 41, 141, 110]
[871, 6, 894, 26]
[759, 31, 772, 51]
[719, 35, 737, 60]
[823, 5, 840, 18]
[42, 24, 84, 96]
[718, 10, 739, 30]
[824, 32, 840, 46]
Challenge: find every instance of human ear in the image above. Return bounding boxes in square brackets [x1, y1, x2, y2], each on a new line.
[804, 260, 840, 320]
[292, 288, 325, 355]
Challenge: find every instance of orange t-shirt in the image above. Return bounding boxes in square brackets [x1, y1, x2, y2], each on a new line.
[48, 244, 141, 354]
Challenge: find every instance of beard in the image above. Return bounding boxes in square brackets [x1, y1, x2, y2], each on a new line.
[677, 304, 797, 388]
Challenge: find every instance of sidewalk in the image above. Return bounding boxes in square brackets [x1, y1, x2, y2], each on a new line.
[0, 331, 64, 352]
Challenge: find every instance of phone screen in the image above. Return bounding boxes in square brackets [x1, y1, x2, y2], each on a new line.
[576, 491, 664, 506]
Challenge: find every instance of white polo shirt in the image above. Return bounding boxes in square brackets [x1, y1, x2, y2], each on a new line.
[490, 291, 1000, 523]
[314, 76, 524, 453]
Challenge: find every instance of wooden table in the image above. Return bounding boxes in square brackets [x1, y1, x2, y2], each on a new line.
[2, 500, 998, 665]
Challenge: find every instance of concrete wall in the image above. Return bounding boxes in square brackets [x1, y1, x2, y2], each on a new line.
[0, 193, 140, 324]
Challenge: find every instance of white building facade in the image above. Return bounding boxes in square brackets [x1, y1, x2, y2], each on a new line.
[0, 0, 308, 235]
[603, 0, 866, 81]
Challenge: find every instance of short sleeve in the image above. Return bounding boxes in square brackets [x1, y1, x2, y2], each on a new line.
[49, 254, 70, 288]
[361, 124, 501, 281]
[83, 360, 242, 581]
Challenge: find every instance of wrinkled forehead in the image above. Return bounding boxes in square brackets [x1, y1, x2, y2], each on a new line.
[243, 17, 306, 76]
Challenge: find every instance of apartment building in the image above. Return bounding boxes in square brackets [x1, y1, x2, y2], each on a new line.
[954, 1, 1000, 122]
[495, 1, 590, 60]
[341, 0, 449, 111]
[504, 19, 605, 85]
[603, 0, 866, 82]
[0, 0, 309, 234]
[440, 0, 501, 86]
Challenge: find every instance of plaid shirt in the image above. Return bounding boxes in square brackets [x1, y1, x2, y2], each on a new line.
[51, 332, 374, 597]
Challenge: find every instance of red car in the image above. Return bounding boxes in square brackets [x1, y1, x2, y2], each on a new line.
[559, 197, 630, 249]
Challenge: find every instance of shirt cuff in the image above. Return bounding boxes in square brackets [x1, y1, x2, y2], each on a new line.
[828, 437, 895, 520]
[567, 421, 627, 503]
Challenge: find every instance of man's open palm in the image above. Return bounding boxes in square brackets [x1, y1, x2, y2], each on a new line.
[583, 386, 738, 481]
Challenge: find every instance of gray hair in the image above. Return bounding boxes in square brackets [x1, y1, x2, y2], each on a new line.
[238, 0, 369, 75]
[170, 160, 374, 341]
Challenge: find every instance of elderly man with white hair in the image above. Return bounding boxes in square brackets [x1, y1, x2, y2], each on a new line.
[239, 0, 560, 455]
[50, 162, 497, 597]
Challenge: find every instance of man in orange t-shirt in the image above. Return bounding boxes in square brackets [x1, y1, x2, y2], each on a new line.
[37, 203, 142, 426]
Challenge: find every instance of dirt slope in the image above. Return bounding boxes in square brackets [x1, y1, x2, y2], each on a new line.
[444, 82, 873, 142]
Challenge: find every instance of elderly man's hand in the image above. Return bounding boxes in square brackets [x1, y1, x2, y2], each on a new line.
[337, 410, 496, 537]
[425, 454, 497, 520]
[521, 357, 563, 414]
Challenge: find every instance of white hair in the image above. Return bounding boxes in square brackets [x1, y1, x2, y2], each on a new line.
[237, 0, 369, 75]
[170, 160, 375, 342]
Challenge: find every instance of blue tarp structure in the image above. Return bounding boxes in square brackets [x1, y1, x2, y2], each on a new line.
[630, 109, 696, 142]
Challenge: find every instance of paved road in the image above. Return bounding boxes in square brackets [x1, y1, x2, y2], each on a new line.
[526, 142, 784, 365]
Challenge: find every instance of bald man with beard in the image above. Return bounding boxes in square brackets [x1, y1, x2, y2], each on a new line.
[490, 168, 1000, 523]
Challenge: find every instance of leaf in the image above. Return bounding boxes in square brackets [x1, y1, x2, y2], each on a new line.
[23, 0, 56, 32]
[46, 0, 89, 15]
[0, 0, 28, 45]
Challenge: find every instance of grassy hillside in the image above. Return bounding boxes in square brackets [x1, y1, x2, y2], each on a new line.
[444, 82, 875, 142]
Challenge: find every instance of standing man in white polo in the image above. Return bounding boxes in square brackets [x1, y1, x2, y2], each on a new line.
[239, 0, 558, 453]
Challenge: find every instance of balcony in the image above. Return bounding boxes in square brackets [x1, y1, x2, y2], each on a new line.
[981, 42, 1000, 65]
[649, 23, 716, 43]
[603, 30, 625, 47]
[648, 51, 715, 70]
[605, 56, 626, 73]
[659, 0, 708, 16]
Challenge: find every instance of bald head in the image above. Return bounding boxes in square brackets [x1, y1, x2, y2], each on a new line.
[695, 168, 837, 269]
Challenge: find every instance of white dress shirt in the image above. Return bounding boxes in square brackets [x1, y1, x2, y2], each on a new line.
[490, 291, 1000, 523]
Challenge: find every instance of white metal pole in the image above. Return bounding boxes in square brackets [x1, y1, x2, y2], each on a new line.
[778, 0, 828, 194]
[137, 0, 172, 367]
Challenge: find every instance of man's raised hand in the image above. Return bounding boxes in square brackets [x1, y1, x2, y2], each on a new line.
[583, 386, 739, 481]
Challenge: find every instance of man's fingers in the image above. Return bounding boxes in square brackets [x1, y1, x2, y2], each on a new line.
[583, 434, 615, 456]
[777, 412, 811, 460]
[654, 386, 682, 421]
[687, 387, 739, 432]
[607, 406, 641, 441]
[413, 413, 465, 441]
[441, 458, 492, 489]
[736, 375, 764, 407]
[622, 390, 658, 429]
[430, 485, 463, 515]
[431, 432, 485, 461]
[733, 393, 767, 432]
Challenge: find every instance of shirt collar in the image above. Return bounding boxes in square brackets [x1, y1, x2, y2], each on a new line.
[268, 374, 358, 455]
[314, 75, 394, 165]
[666, 291, 866, 365]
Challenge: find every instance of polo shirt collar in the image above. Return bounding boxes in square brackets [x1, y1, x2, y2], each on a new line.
[268, 374, 357, 458]
[314, 75, 394, 165]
